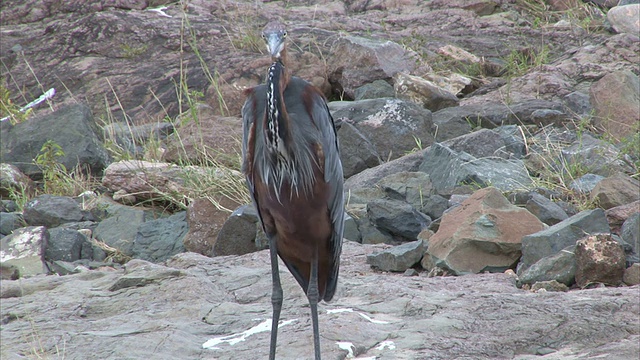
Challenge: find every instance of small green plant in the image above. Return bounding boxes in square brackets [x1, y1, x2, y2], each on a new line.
[34, 140, 68, 194]
[33, 140, 94, 196]
[503, 45, 549, 78]
[120, 43, 148, 58]
[0, 85, 32, 124]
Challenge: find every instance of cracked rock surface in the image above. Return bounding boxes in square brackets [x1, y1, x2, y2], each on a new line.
[2, 242, 638, 359]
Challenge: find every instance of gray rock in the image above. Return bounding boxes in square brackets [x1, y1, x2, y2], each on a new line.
[23, 195, 91, 228]
[360, 221, 394, 244]
[376, 171, 433, 210]
[346, 187, 386, 206]
[102, 121, 174, 158]
[337, 121, 382, 178]
[343, 213, 361, 243]
[563, 91, 592, 116]
[347, 204, 392, 245]
[344, 149, 426, 190]
[575, 234, 626, 287]
[431, 106, 473, 142]
[448, 194, 470, 208]
[93, 201, 148, 256]
[491, 125, 527, 159]
[329, 36, 416, 99]
[0, 226, 48, 278]
[367, 199, 430, 241]
[329, 98, 434, 162]
[419, 143, 533, 194]
[0, 212, 24, 236]
[366, 240, 426, 271]
[525, 192, 569, 226]
[0, 163, 34, 198]
[214, 205, 264, 256]
[519, 208, 611, 273]
[1, 200, 19, 213]
[394, 72, 460, 112]
[518, 245, 576, 286]
[569, 173, 605, 194]
[0, 103, 110, 178]
[132, 211, 187, 262]
[441, 128, 508, 158]
[45, 228, 89, 264]
[421, 194, 450, 220]
[353, 80, 395, 100]
[431, 100, 566, 132]
[530, 109, 565, 126]
[560, 133, 634, 177]
[621, 212, 639, 257]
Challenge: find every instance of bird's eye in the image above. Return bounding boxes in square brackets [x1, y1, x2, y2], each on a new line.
[261, 33, 266, 39]
[283, 31, 287, 38]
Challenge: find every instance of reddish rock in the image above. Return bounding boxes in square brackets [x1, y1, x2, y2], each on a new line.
[589, 70, 640, 140]
[622, 263, 640, 286]
[183, 198, 241, 257]
[102, 160, 244, 205]
[426, 187, 546, 275]
[575, 234, 626, 288]
[590, 173, 640, 210]
[605, 200, 640, 235]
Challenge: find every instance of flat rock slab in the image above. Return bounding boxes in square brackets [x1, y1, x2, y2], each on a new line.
[1, 242, 638, 360]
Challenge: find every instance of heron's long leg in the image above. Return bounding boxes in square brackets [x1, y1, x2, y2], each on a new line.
[307, 253, 321, 360]
[269, 235, 283, 360]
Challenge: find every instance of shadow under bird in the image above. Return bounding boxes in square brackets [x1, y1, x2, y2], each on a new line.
[241, 21, 345, 360]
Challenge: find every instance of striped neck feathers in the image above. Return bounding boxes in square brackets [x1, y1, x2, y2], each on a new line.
[265, 61, 291, 159]
[260, 61, 316, 200]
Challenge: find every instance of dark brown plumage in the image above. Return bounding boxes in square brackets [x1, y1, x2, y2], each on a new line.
[241, 21, 345, 360]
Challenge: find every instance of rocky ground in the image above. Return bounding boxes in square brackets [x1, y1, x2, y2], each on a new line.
[2, 242, 639, 360]
[1, 0, 639, 359]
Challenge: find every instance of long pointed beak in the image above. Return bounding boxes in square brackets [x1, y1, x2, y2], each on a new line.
[265, 34, 284, 60]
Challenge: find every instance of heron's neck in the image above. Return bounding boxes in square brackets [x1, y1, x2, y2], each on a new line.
[265, 61, 291, 159]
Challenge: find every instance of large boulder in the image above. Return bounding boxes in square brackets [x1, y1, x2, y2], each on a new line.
[337, 121, 382, 178]
[131, 212, 188, 263]
[0, 104, 110, 178]
[419, 143, 533, 194]
[328, 36, 417, 99]
[182, 198, 242, 257]
[213, 205, 266, 256]
[519, 208, 611, 273]
[0, 226, 49, 278]
[93, 199, 149, 257]
[330, 98, 435, 162]
[426, 187, 546, 275]
[518, 245, 577, 286]
[589, 70, 640, 139]
[590, 173, 640, 210]
[393, 72, 459, 112]
[23, 195, 93, 228]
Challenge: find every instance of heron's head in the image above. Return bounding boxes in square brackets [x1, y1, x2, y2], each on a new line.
[262, 21, 287, 62]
